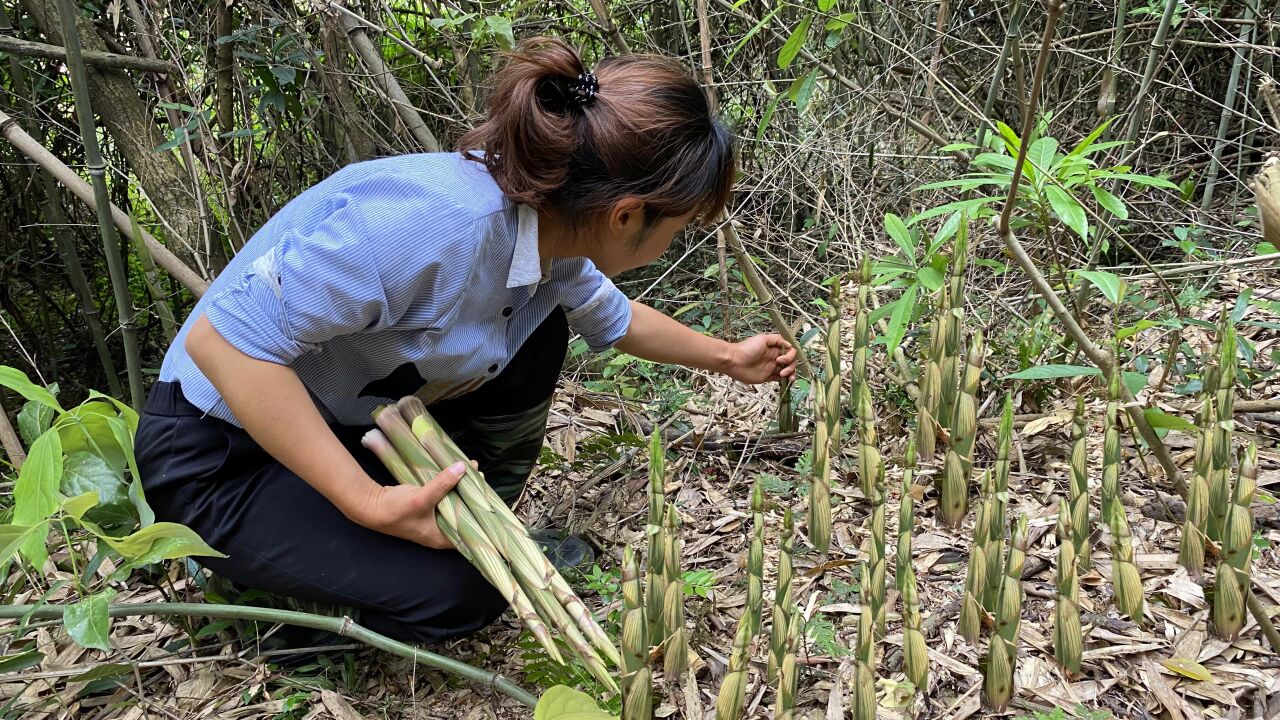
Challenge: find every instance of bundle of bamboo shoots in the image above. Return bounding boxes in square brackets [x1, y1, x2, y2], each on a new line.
[363, 397, 619, 689]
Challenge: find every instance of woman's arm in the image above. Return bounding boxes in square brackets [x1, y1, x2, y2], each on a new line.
[185, 314, 464, 548]
[615, 301, 797, 383]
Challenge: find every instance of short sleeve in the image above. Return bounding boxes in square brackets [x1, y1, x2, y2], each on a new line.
[202, 176, 478, 366]
[554, 259, 633, 353]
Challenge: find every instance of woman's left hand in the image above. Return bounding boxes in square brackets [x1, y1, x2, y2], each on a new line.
[726, 334, 798, 384]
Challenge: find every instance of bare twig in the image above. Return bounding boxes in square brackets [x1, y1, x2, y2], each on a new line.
[0, 34, 177, 74]
[0, 397, 24, 470]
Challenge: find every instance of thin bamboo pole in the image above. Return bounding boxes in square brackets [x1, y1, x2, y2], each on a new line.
[55, 0, 144, 409]
[0, 603, 537, 707]
[0, 109, 208, 297]
[0, 34, 177, 74]
[1122, 0, 1181, 148]
[1199, 4, 1255, 212]
[977, 0, 1025, 149]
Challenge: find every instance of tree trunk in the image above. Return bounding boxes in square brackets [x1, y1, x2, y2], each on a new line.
[22, 0, 215, 281]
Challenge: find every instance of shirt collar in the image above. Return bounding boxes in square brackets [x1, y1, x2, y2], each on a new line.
[507, 204, 552, 290]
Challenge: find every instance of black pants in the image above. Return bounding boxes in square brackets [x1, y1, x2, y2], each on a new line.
[135, 309, 569, 644]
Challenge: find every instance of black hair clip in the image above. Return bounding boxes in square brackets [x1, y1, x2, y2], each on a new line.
[565, 71, 599, 109]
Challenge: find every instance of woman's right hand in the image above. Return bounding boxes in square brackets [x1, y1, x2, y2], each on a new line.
[350, 462, 467, 549]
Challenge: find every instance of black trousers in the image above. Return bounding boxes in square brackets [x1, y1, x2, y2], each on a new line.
[135, 309, 568, 644]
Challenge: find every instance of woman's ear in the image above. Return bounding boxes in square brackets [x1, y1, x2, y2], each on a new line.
[606, 197, 647, 235]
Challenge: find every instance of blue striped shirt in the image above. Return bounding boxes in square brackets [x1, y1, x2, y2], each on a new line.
[159, 153, 633, 426]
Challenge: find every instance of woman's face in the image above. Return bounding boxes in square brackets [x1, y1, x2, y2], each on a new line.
[591, 204, 696, 277]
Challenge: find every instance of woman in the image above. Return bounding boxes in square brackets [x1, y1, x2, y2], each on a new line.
[136, 37, 797, 646]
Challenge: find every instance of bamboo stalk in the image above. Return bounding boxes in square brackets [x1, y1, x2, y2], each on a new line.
[714, 613, 751, 720]
[1122, 0, 1182, 148]
[768, 507, 794, 684]
[809, 379, 832, 554]
[898, 441, 928, 690]
[940, 331, 982, 528]
[1096, 0, 1130, 120]
[1199, 4, 1256, 212]
[773, 612, 800, 720]
[747, 481, 765, 639]
[959, 469, 991, 643]
[55, 0, 144, 410]
[663, 503, 688, 681]
[129, 209, 178, 343]
[621, 546, 652, 720]
[0, 34, 178, 74]
[1214, 443, 1257, 640]
[1069, 396, 1092, 572]
[647, 429, 667, 640]
[1054, 500, 1082, 675]
[851, 563, 876, 720]
[985, 515, 1027, 711]
[978, 0, 1025, 147]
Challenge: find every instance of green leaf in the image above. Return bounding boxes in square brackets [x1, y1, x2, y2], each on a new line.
[1100, 172, 1179, 191]
[534, 685, 618, 720]
[68, 662, 133, 682]
[884, 213, 913, 258]
[1143, 408, 1196, 433]
[777, 18, 811, 69]
[881, 285, 918, 358]
[17, 394, 57, 446]
[916, 267, 944, 291]
[824, 12, 856, 31]
[61, 452, 134, 528]
[14, 430, 63, 569]
[1046, 185, 1089, 240]
[0, 649, 44, 674]
[0, 366, 63, 413]
[87, 522, 225, 564]
[1161, 657, 1214, 683]
[1258, 242, 1278, 256]
[728, 7, 781, 64]
[908, 196, 1002, 225]
[1090, 185, 1129, 219]
[153, 126, 188, 152]
[1075, 269, 1126, 305]
[484, 15, 515, 50]
[269, 64, 296, 86]
[816, 0, 836, 11]
[756, 93, 783, 141]
[1003, 365, 1102, 381]
[64, 589, 117, 652]
[788, 68, 819, 113]
[1028, 136, 1059, 178]
[939, 142, 979, 152]
[58, 401, 128, 474]
[61, 492, 101, 522]
[1067, 117, 1116, 157]
[0, 524, 39, 569]
[1122, 371, 1148, 398]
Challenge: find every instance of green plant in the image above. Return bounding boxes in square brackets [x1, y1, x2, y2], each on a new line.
[985, 515, 1027, 711]
[874, 211, 965, 358]
[1214, 443, 1257, 641]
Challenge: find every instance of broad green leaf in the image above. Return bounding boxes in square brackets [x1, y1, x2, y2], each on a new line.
[88, 522, 224, 563]
[916, 267, 945, 291]
[1076, 269, 1126, 305]
[0, 524, 39, 568]
[61, 452, 133, 528]
[1003, 365, 1102, 381]
[728, 7, 781, 64]
[908, 196, 1002, 225]
[777, 18, 811, 69]
[484, 15, 515, 51]
[14, 430, 63, 569]
[817, 0, 836, 11]
[1123, 371, 1148, 398]
[932, 211, 963, 249]
[1161, 657, 1214, 683]
[994, 121, 1021, 154]
[1028, 136, 1059, 178]
[0, 366, 63, 413]
[1091, 185, 1129, 219]
[881, 285, 918, 358]
[1143, 408, 1196, 433]
[972, 152, 1017, 172]
[87, 390, 138, 433]
[57, 401, 127, 474]
[1046, 185, 1089, 240]
[884, 213, 913, 258]
[61, 492, 101, 522]
[64, 589, 117, 651]
[787, 68, 819, 113]
[534, 685, 618, 720]
[17, 394, 57, 446]
[1258, 242, 1278, 256]
[938, 142, 979, 152]
[824, 12, 856, 31]
[1100, 172, 1179, 190]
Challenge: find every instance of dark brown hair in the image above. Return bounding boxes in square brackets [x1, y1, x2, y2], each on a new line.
[458, 37, 735, 231]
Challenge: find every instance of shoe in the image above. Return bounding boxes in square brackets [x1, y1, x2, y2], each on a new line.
[527, 528, 595, 573]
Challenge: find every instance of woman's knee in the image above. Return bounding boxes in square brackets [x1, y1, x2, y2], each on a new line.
[363, 561, 509, 644]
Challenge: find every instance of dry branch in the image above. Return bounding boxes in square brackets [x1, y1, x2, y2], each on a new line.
[0, 34, 178, 74]
[0, 108, 209, 297]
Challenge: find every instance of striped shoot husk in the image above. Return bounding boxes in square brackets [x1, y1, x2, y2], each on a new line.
[1069, 396, 1092, 572]
[851, 563, 877, 720]
[647, 429, 667, 641]
[917, 303, 945, 462]
[714, 612, 752, 720]
[830, 274, 846, 460]
[867, 447, 887, 637]
[809, 379, 832, 554]
[747, 480, 765, 639]
[1207, 317, 1237, 544]
[1100, 368, 1122, 529]
[1054, 500, 1083, 675]
[773, 611, 801, 720]
[958, 473, 990, 643]
[1179, 393, 1215, 576]
[1214, 443, 1257, 640]
[984, 514, 1026, 712]
[662, 503, 688, 680]
[940, 331, 982, 528]
[898, 450, 928, 691]
[621, 546, 651, 720]
[768, 508, 795, 684]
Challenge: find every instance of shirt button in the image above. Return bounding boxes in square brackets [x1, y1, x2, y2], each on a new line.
[489, 363, 499, 374]
[502, 307, 513, 317]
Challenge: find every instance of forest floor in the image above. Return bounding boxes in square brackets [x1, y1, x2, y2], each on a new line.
[4, 272, 1279, 720]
